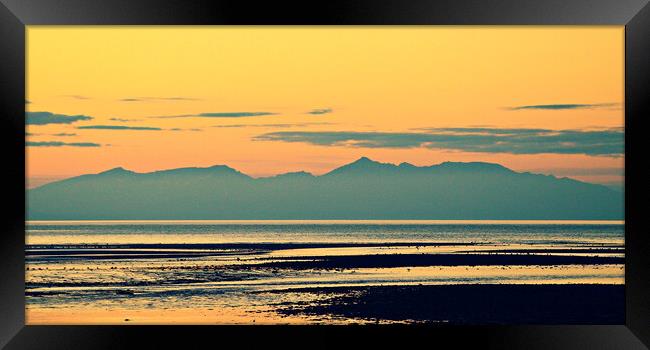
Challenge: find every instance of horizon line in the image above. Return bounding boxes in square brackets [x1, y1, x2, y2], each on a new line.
[26, 219, 625, 225]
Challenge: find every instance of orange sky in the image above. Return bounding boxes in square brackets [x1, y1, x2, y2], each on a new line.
[26, 26, 624, 188]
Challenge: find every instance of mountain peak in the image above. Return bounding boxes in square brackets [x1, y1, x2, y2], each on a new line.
[207, 165, 249, 177]
[354, 156, 374, 163]
[98, 167, 133, 175]
[346, 156, 382, 167]
[325, 157, 398, 176]
[148, 164, 248, 178]
[206, 164, 238, 172]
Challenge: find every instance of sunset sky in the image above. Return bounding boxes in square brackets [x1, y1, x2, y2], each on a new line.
[26, 26, 624, 188]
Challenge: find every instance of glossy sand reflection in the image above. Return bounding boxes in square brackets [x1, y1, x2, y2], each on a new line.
[26, 221, 624, 324]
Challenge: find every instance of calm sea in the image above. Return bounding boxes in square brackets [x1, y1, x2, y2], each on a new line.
[26, 220, 624, 245]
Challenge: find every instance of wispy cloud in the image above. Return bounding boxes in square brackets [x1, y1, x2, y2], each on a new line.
[214, 122, 333, 128]
[169, 128, 203, 132]
[198, 112, 276, 118]
[412, 127, 549, 135]
[152, 112, 277, 119]
[508, 103, 619, 110]
[27, 141, 101, 147]
[119, 96, 201, 102]
[63, 95, 91, 100]
[28, 132, 78, 137]
[307, 108, 333, 115]
[76, 125, 203, 132]
[254, 127, 623, 156]
[27, 111, 93, 125]
[77, 125, 162, 131]
[109, 118, 142, 122]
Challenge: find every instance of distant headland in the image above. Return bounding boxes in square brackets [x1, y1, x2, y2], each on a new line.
[27, 157, 623, 220]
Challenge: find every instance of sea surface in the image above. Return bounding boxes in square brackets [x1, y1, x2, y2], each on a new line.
[25, 220, 625, 325]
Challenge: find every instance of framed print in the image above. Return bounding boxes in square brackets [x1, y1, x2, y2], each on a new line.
[1, 0, 649, 349]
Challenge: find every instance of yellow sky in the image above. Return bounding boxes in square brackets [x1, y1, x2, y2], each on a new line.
[26, 26, 624, 186]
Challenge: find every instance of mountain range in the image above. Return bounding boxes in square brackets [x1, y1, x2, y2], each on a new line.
[27, 157, 623, 220]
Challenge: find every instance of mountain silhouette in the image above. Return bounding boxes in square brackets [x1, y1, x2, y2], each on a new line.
[27, 157, 623, 220]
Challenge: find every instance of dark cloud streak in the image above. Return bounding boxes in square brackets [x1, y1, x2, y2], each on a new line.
[27, 112, 93, 125]
[508, 103, 619, 110]
[27, 141, 101, 147]
[307, 108, 333, 115]
[254, 128, 623, 157]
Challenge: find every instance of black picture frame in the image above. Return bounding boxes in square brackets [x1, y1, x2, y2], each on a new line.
[1, 0, 648, 348]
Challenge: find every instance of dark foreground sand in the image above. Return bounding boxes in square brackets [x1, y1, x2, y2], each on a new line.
[253, 253, 623, 269]
[274, 284, 624, 324]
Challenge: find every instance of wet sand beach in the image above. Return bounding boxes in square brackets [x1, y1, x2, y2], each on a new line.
[273, 284, 625, 324]
[26, 221, 624, 324]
